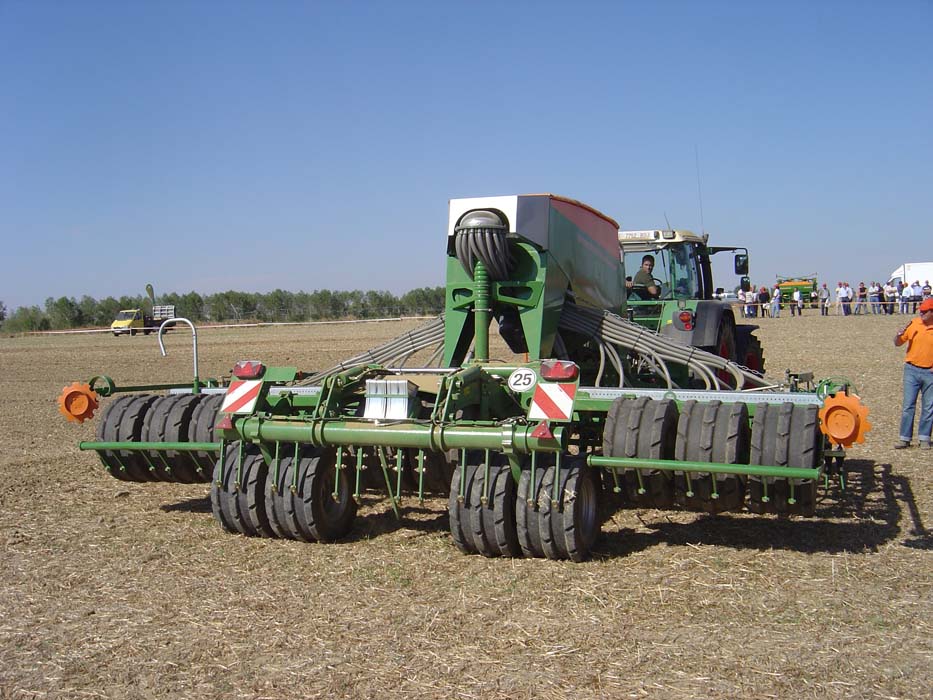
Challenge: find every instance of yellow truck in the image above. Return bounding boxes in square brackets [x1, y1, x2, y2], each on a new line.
[110, 305, 175, 336]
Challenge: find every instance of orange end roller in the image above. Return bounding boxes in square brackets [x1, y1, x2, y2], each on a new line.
[57, 382, 99, 423]
[818, 392, 871, 447]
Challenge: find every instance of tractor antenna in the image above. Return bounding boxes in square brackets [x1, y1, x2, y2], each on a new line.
[664, 212, 672, 230]
[695, 145, 706, 235]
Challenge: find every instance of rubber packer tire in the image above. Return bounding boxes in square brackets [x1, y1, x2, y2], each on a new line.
[141, 396, 179, 481]
[161, 394, 203, 484]
[115, 394, 160, 482]
[294, 449, 358, 542]
[673, 400, 750, 513]
[466, 456, 521, 558]
[448, 462, 478, 554]
[550, 459, 599, 562]
[263, 450, 301, 540]
[232, 450, 275, 537]
[211, 444, 239, 533]
[516, 462, 547, 558]
[189, 393, 224, 481]
[748, 403, 820, 516]
[96, 395, 137, 480]
[603, 396, 678, 508]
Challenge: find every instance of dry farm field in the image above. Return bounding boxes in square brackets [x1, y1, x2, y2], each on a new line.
[1, 313, 930, 699]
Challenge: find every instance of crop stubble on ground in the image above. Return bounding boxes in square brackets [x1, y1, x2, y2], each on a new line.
[0, 314, 930, 699]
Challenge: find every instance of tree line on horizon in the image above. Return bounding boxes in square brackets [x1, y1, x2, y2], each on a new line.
[0, 286, 446, 333]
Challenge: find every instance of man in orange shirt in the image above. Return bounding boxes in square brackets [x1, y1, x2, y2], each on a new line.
[894, 298, 933, 449]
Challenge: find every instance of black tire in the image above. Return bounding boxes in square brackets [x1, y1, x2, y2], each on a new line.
[748, 403, 821, 516]
[232, 450, 275, 537]
[276, 450, 317, 542]
[161, 394, 203, 484]
[735, 328, 765, 375]
[448, 462, 477, 554]
[96, 395, 138, 480]
[550, 459, 600, 562]
[130, 328, 136, 337]
[516, 461, 547, 558]
[190, 393, 224, 480]
[294, 449, 358, 542]
[673, 401, 750, 513]
[263, 451, 295, 540]
[538, 464, 562, 560]
[211, 443, 240, 533]
[465, 456, 520, 557]
[713, 322, 737, 387]
[115, 394, 160, 482]
[603, 396, 678, 508]
[141, 395, 178, 481]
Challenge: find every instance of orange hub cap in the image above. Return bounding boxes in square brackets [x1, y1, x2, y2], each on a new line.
[57, 382, 99, 423]
[818, 392, 871, 447]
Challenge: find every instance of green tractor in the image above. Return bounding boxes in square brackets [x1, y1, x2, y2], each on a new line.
[59, 194, 871, 562]
[619, 229, 763, 378]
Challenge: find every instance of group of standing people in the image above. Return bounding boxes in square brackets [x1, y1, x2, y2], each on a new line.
[830, 280, 931, 316]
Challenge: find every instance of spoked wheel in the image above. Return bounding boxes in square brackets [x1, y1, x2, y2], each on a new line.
[673, 400, 750, 513]
[748, 403, 821, 516]
[603, 396, 678, 508]
[294, 448, 358, 542]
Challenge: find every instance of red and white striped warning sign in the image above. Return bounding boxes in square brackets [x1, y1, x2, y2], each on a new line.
[527, 383, 577, 421]
[221, 380, 263, 414]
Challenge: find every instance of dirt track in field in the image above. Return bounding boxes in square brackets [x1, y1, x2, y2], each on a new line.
[1, 314, 930, 699]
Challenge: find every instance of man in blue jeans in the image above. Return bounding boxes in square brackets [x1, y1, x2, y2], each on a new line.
[894, 297, 933, 449]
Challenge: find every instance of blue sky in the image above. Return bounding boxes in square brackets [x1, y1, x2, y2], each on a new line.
[2, 1, 931, 310]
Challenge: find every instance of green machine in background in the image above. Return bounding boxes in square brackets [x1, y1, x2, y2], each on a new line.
[59, 194, 870, 562]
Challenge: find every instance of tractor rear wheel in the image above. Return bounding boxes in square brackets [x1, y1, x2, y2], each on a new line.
[294, 449, 357, 542]
[714, 323, 737, 387]
[603, 396, 678, 508]
[748, 403, 821, 516]
[673, 400, 750, 513]
[735, 329, 765, 375]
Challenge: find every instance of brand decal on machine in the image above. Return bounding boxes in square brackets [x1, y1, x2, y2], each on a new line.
[528, 383, 577, 421]
[221, 380, 263, 414]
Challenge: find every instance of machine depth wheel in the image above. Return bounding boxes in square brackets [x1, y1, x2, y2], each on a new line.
[748, 403, 821, 516]
[673, 400, 750, 513]
[603, 396, 678, 508]
[295, 449, 358, 542]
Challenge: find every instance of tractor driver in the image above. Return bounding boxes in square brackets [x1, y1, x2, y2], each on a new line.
[626, 254, 660, 299]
